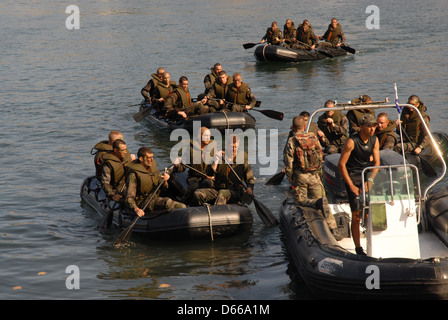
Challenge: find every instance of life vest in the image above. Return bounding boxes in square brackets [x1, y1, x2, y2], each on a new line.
[127, 160, 161, 208]
[91, 140, 113, 177]
[174, 87, 191, 108]
[226, 82, 250, 105]
[293, 132, 323, 172]
[101, 153, 127, 190]
[211, 77, 232, 99]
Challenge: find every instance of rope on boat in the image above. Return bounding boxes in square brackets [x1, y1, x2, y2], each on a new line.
[204, 203, 214, 242]
[220, 110, 230, 130]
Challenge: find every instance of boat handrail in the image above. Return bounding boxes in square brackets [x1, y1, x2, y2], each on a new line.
[307, 103, 447, 200]
[361, 164, 421, 225]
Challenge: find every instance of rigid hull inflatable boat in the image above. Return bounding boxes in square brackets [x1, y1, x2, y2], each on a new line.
[280, 103, 448, 299]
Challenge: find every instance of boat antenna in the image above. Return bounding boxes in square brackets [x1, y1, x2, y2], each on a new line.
[394, 82, 414, 216]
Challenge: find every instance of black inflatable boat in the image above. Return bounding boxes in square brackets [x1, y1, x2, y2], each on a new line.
[137, 103, 256, 133]
[254, 44, 348, 63]
[280, 103, 448, 298]
[80, 176, 253, 241]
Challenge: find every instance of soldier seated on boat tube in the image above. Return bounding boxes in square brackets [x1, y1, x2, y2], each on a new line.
[125, 147, 186, 218]
[203, 63, 223, 95]
[193, 134, 255, 206]
[224, 73, 256, 112]
[151, 72, 177, 113]
[318, 18, 346, 48]
[282, 19, 297, 49]
[162, 76, 209, 120]
[394, 95, 431, 156]
[141, 67, 167, 102]
[100, 139, 133, 204]
[173, 127, 216, 205]
[205, 70, 233, 113]
[375, 112, 398, 150]
[260, 21, 283, 45]
[317, 100, 349, 154]
[346, 95, 376, 134]
[291, 19, 319, 50]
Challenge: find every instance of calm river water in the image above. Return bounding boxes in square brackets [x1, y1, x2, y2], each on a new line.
[1, 0, 448, 302]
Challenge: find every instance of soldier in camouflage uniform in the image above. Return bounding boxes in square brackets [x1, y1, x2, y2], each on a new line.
[261, 21, 283, 45]
[126, 147, 186, 218]
[193, 134, 255, 206]
[100, 139, 133, 203]
[91, 130, 135, 178]
[283, 116, 338, 233]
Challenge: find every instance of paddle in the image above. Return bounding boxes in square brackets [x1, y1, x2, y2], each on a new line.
[265, 171, 285, 186]
[296, 41, 334, 58]
[223, 157, 278, 227]
[340, 44, 356, 54]
[133, 103, 154, 123]
[210, 99, 284, 121]
[400, 129, 437, 178]
[113, 168, 168, 247]
[243, 42, 262, 49]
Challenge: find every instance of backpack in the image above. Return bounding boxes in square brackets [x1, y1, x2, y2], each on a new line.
[294, 132, 323, 172]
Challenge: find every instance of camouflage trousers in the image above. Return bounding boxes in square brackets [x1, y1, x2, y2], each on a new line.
[292, 170, 337, 229]
[193, 188, 238, 206]
[149, 196, 186, 210]
[291, 170, 325, 206]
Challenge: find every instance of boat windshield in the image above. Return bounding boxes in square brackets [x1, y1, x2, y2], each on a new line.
[361, 164, 421, 225]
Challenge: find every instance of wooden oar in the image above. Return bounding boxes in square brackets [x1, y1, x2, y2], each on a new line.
[113, 168, 167, 247]
[243, 42, 262, 49]
[133, 104, 154, 123]
[223, 158, 278, 227]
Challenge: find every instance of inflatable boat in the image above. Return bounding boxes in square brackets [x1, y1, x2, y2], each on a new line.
[254, 44, 348, 63]
[80, 175, 253, 241]
[137, 102, 256, 133]
[280, 103, 448, 298]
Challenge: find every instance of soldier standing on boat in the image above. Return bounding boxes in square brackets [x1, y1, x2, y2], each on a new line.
[126, 147, 186, 218]
[283, 116, 340, 238]
[338, 114, 380, 255]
